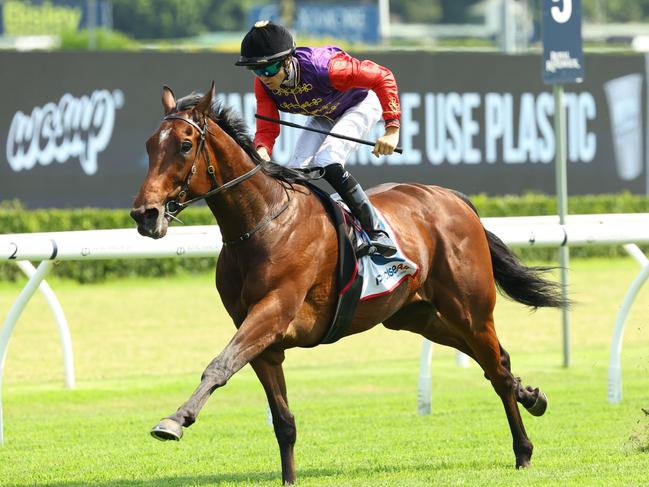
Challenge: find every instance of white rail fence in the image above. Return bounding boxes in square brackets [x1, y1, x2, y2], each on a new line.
[1, 214, 649, 443]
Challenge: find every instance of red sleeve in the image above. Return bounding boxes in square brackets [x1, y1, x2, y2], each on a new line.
[328, 51, 400, 128]
[253, 78, 281, 155]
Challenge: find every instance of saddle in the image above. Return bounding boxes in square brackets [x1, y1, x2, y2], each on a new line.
[305, 182, 418, 346]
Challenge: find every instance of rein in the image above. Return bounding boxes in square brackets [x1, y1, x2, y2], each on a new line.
[162, 114, 289, 244]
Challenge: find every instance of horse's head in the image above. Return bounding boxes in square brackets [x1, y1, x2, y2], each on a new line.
[130, 83, 218, 239]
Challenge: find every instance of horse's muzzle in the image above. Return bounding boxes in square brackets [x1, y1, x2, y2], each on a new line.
[130, 206, 168, 239]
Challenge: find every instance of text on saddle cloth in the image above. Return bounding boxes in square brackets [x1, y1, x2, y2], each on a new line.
[331, 194, 419, 300]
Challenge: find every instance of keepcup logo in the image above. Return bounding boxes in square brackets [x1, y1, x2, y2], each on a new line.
[6, 89, 124, 175]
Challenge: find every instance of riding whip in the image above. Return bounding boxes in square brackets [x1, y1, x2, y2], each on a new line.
[254, 114, 403, 154]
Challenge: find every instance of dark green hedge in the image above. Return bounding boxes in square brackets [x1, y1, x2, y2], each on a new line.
[0, 199, 218, 283]
[2, 192, 648, 283]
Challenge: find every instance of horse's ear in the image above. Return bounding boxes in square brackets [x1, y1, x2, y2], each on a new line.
[196, 81, 216, 117]
[162, 85, 176, 115]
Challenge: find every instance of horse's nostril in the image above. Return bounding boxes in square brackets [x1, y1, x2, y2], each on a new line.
[144, 208, 159, 221]
[130, 207, 159, 225]
[130, 208, 143, 223]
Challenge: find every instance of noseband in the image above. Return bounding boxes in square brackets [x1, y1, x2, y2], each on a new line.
[162, 114, 263, 217]
[161, 114, 289, 245]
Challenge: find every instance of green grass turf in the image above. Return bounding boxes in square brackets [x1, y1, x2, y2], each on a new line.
[0, 257, 648, 486]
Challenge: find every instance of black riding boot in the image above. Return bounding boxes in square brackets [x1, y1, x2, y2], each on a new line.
[323, 163, 397, 257]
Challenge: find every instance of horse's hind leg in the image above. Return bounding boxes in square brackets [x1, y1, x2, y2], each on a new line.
[386, 306, 547, 416]
[462, 318, 535, 468]
[250, 350, 297, 486]
[384, 302, 534, 468]
[497, 345, 548, 417]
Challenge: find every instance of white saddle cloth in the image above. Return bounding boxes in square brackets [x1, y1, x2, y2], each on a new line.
[331, 194, 419, 301]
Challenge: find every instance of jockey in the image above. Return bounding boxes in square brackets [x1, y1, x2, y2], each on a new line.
[235, 20, 400, 257]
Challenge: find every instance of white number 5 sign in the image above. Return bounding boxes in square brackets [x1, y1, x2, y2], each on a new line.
[551, 0, 572, 23]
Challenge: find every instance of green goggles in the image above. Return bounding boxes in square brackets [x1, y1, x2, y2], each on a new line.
[251, 60, 283, 77]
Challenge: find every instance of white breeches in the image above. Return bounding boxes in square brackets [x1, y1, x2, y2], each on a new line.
[286, 91, 382, 169]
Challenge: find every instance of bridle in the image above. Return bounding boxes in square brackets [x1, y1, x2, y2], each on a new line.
[161, 114, 290, 245]
[162, 114, 262, 217]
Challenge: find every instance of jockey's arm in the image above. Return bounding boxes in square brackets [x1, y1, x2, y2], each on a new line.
[253, 77, 280, 159]
[328, 52, 401, 156]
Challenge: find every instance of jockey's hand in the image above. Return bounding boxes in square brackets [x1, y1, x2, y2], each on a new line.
[372, 125, 400, 157]
[256, 146, 271, 161]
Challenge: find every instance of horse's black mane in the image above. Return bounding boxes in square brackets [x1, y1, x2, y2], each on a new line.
[174, 93, 312, 184]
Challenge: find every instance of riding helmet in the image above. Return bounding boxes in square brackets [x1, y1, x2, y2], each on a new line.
[235, 20, 296, 67]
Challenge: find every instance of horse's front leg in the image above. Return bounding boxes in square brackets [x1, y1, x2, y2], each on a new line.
[150, 297, 294, 441]
[250, 350, 296, 485]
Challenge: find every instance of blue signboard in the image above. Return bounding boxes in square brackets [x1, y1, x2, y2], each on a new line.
[248, 4, 282, 27]
[542, 0, 584, 84]
[295, 5, 379, 44]
[249, 4, 380, 44]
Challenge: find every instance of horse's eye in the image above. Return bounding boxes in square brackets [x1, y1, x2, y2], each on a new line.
[180, 140, 193, 153]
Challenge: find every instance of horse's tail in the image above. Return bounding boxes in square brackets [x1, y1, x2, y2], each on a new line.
[450, 190, 570, 310]
[484, 229, 569, 309]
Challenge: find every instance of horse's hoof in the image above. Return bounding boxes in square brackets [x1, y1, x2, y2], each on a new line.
[516, 458, 531, 469]
[150, 418, 183, 441]
[525, 391, 548, 417]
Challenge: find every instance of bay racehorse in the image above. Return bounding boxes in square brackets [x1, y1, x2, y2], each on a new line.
[130, 83, 568, 485]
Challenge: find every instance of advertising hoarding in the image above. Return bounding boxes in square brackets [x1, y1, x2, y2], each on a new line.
[0, 51, 646, 208]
